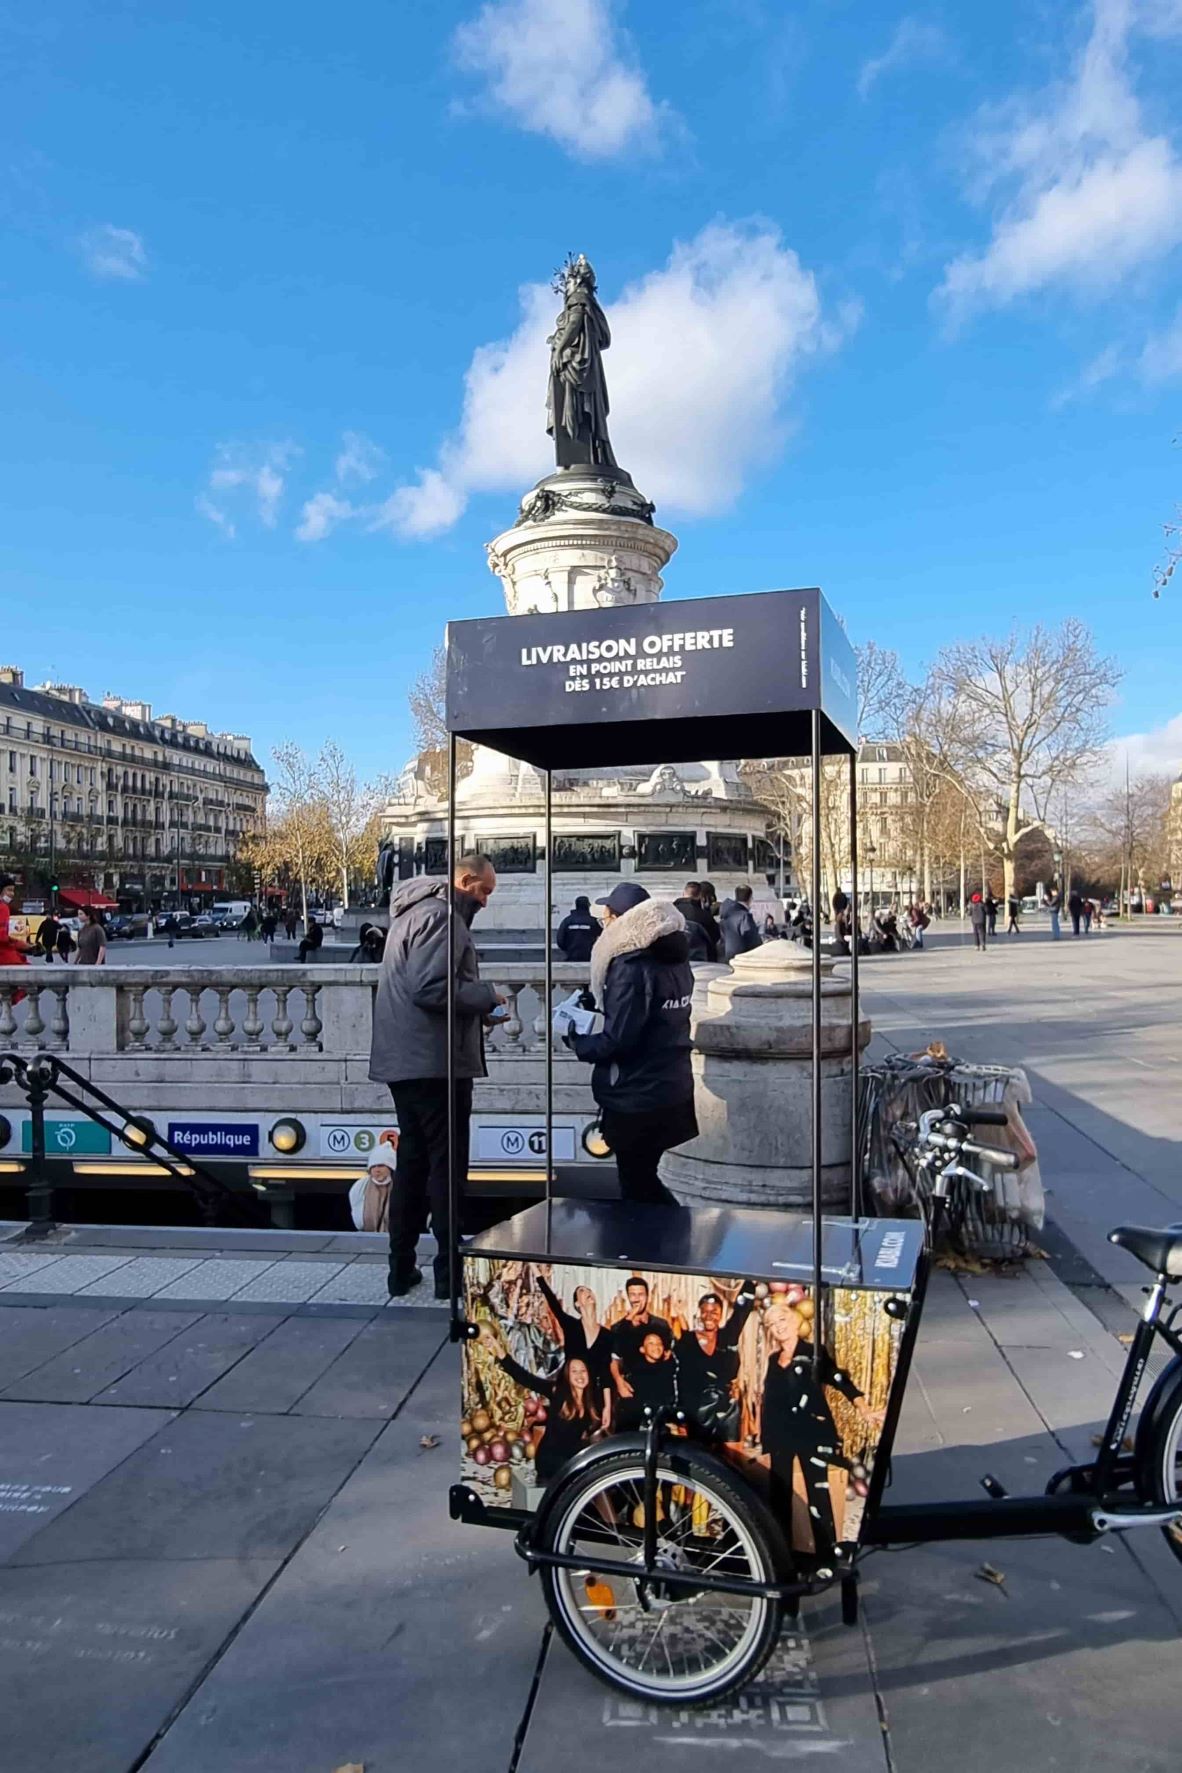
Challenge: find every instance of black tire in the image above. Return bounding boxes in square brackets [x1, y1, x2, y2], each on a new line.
[1144, 1372, 1182, 1567]
[537, 1442, 789, 1705]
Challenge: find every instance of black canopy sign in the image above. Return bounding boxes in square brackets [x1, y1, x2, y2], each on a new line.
[445, 587, 857, 771]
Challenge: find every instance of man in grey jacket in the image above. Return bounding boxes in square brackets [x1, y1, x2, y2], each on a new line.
[369, 854, 504, 1297]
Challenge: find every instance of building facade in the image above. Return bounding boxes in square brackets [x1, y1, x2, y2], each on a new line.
[0, 668, 268, 910]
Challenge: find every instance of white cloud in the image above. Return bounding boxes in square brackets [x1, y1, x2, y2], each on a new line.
[1108, 714, 1182, 779]
[453, 0, 669, 161]
[373, 222, 843, 540]
[197, 442, 298, 537]
[334, 430, 384, 484]
[80, 224, 147, 281]
[296, 491, 356, 543]
[857, 17, 946, 99]
[936, 0, 1182, 317]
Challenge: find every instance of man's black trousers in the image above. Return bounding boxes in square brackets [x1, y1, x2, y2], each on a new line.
[387, 1078, 472, 1287]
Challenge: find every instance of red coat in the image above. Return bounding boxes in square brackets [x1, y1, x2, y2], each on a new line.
[0, 901, 30, 1000]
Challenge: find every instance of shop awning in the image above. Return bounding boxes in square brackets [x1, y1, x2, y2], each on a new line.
[58, 888, 118, 909]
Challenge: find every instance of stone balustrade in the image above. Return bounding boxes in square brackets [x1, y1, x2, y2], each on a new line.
[0, 960, 594, 1125]
[0, 962, 588, 1058]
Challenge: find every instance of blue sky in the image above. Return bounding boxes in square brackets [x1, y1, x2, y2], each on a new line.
[3, 0, 1181, 782]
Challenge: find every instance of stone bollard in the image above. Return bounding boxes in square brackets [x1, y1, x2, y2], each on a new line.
[662, 940, 870, 1210]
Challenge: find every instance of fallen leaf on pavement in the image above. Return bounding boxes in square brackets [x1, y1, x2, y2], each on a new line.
[419, 1434, 441, 1451]
[333, 1763, 365, 1772]
[975, 1563, 1007, 1589]
[1117, 1332, 1134, 1346]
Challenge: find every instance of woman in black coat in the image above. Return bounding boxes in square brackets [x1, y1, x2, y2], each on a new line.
[477, 1325, 606, 1486]
[567, 882, 697, 1207]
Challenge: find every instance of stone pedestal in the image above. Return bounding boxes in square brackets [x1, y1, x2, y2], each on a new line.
[661, 941, 870, 1210]
[486, 467, 677, 615]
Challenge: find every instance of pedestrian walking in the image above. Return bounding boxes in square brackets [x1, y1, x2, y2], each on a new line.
[969, 891, 988, 952]
[1047, 887, 1061, 940]
[1007, 894, 1021, 935]
[564, 881, 697, 1207]
[673, 880, 720, 962]
[1083, 898, 1094, 934]
[75, 906, 107, 966]
[284, 909, 298, 940]
[718, 884, 761, 960]
[984, 892, 998, 937]
[555, 895, 602, 963]
[368, 853, 504, 1299]
[36, 911, 61, 962]
[56, 923, 76, 962]
[1068, 888, 1083, 936]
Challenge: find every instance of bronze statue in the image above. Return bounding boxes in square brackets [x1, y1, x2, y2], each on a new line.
[546, 255, 619, 472]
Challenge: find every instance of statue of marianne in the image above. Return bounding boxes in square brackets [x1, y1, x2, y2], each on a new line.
[546, 254, 619, 472]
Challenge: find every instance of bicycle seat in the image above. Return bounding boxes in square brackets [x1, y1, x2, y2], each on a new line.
[1108, 1225, 1182, 1277]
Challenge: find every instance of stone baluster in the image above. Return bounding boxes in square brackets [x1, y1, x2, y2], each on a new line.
[48, 983, 70, 1050]
[496, 983, 523, 1047]
[0, 987, 15, 1049]
[271, 985, 295, 1052]
[185, 987, 207, 1049]
[23, 986, 45, 1048]
[241, 986, 264, 1051]
[532, 976, 548, 1047]
[299, 985, 323, 1049]
[157, 986, 178, 1052]
[213, 986, 235, 1048]
[126, 985, 150, 1051]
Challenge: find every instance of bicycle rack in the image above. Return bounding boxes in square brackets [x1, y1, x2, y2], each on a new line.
[0, 1051, 263, 1234]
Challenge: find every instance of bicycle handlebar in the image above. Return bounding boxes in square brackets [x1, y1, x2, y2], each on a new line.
[951, 1102, 1009, 1128]
[962, 1138, 1021, 1172]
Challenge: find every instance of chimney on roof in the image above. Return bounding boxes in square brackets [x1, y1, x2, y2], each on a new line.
[0, 667, 24, 688]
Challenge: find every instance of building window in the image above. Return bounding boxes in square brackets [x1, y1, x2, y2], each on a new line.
[63, 763, 71, 784]
[7, 751, 13, 772]
[28, 756, 37, 777]
[107, 798, 115, 817]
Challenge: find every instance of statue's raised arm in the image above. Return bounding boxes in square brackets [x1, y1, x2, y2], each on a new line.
[546, 255, 619, 473]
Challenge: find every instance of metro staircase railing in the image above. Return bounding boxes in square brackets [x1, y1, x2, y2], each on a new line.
[1, 1051, 263, 1235]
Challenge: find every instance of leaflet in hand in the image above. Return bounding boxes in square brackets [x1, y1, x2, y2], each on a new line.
[552, 990, 599, 1038]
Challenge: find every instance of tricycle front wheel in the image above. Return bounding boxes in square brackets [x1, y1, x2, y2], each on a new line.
[537, 1443, 789, 1705]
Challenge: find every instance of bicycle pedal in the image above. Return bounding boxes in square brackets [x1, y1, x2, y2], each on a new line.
[980, 1473, 1008, 1500]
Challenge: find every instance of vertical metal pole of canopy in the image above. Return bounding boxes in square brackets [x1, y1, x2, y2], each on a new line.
[446, 732, 460, 1336]
[544, 767, 554, 1247]
[810, 710, 823, 1379]
[848, 744, 861, 1217]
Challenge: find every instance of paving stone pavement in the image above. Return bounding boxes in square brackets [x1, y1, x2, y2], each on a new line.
[0, 928, 1179, 1768]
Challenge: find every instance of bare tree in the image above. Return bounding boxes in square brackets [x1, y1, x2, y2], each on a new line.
[856, 641, 907, 741]
[1084, 769, 1172, 904]
[269, 742, 324, 928]
[934, 621, 1122, 907]
[408, 645, 448, 753]
[315, 740, 389, 907]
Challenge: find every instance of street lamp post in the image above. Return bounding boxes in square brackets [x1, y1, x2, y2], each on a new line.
[866, 841, 877, 926]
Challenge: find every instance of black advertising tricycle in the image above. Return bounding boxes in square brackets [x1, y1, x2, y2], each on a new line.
[442, 586, 1182, 1703]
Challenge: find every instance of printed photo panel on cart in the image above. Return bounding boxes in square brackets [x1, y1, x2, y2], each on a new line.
[461, 1255, 907, 1557]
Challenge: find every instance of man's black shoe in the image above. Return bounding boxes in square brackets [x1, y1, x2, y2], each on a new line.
[434, 1276, 451, 1301]
[388, 1267, 423, 1298]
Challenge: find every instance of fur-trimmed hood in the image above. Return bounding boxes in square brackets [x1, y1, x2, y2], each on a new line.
[590, 898, 687, 1004]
